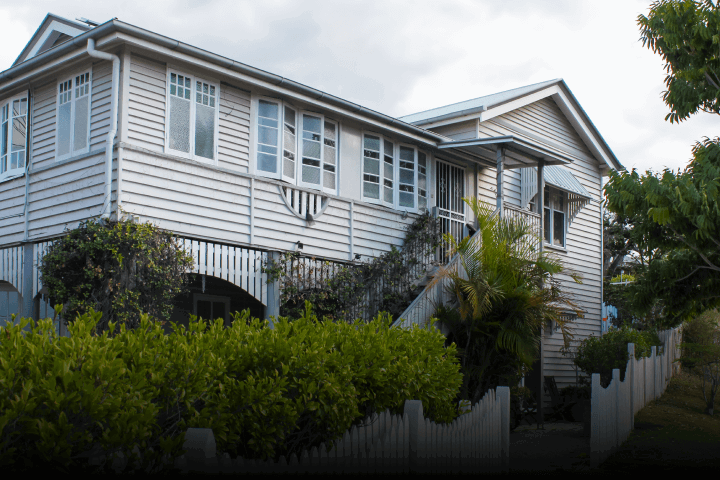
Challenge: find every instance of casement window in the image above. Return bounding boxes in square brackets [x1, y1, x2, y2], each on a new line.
[56, 72, 90, 160]
[255, 98, 339, 194]
[0, 94, 28, 181]
[362, 132, 427, 212]
[167, 71, 219, 162]
[543, 186, 567, 248]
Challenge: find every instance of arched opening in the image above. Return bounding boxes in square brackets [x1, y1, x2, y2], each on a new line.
[0, 281, 21, 329]
[164, 273, 266, 334]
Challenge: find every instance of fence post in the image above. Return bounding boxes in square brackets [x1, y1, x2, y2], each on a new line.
[651, 346, 657, 402]
[404, 400, 424, 474]
[590, 373, 601, 468]
[264, 251, 280, 328]
[497, 386, 510, 473]
[183, 428, 218, 474]
[612, 368, 620, 453]
[628, 343, 635, 431]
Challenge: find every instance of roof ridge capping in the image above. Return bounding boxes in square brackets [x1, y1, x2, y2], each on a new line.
[397, 78, 562, 125]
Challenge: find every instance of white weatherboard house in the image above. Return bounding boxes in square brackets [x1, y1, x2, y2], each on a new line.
[0, 14, 622, 408]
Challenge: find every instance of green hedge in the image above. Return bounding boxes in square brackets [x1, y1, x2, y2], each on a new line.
[0, 302, 461, 472]
[573, 325, 663, 388]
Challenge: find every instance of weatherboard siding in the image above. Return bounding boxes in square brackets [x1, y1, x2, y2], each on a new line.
[127, 54, 166, 152]
[460, 97, 604, 393]
[0, 176, 26, 245]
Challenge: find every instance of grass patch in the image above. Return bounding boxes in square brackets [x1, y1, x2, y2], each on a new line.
[592, 367, 720, 473]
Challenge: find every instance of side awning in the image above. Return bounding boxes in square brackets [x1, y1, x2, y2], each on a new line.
[520, 165, 593, 222]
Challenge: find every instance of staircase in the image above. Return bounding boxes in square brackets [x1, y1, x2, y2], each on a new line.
[391, 210, 496, 333]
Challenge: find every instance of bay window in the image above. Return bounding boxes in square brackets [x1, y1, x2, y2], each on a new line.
[255, 97, 338, 194]
[0, 94, 28, 181]
[167, 71, 218, 162]
[56, 72, 90, 160]
[362, 132, 427, 212]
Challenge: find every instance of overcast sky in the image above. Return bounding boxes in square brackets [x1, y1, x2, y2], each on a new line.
[0, 0, 716, 176]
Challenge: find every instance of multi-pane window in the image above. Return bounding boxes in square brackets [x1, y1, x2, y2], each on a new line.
[362, 133, 427, 212]
[543, 186, 566, 247]
[167, 71, 218, 162]
[56, 72, 90, 160]
[255, 98, 338, 194]
[0, 94, 28, 180]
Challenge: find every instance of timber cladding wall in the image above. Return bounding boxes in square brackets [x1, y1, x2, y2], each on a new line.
[473, 97, 605, 393]
[120, 149, 417, 263]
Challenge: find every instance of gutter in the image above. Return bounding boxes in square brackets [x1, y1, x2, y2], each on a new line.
[0, 19, 448, 145]
[85, 38, 120, 219]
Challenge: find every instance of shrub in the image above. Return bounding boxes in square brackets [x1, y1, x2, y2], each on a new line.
[0, 301, 461, 472]
[40, 217, 193, 335]
[573, 325, 663, 388]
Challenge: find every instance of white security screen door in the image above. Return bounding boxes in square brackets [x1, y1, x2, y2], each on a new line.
[436, 159, 465, 262]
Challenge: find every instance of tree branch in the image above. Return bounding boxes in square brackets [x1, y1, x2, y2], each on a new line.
[668, 225, 720, 272]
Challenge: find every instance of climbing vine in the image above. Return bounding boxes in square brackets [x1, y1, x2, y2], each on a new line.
[263, 212, 441, 322]
[40, 217, 194, 335]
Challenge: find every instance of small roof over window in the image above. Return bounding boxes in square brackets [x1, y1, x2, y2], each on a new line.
[13, 13, 90, 67]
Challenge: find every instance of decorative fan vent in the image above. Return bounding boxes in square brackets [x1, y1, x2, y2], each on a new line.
[280, 185, 330, 222]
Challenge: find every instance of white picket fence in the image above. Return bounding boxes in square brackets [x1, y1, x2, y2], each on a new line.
[590, 326, 683, 468]
[165, 389, 510, 475]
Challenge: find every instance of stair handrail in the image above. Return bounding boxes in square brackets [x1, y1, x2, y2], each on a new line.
[391, 207, 499, 330]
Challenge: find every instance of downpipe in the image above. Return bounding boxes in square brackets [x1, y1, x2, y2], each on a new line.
[86, 38, 120, 220]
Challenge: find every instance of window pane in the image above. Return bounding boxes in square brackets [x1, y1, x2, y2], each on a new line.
[363, 181, 379, 199]
[213, 301, 226, 322]
[544, 207, 551, 243]
[169, 95, 191, 153]
[553, 211, 565, 247]
[0, 112, 7, 158]
[195, 103, 215, 159]
[302, 140, 321, 159]
[259, 100, 279, 119]
[400, 169, 415, 185]
[364, 135, 380, 151]
[364, 157, 379, 176]
[258, 153, 277, 173]
[399, 192, 414, 208]
[283, 107, 296, 180]
[196, 300, 211, 320]
[323, 171, 335, 190]
[399, 146, 414, 162]
[57, 102, 72, 157]
[258, 125, 279, 146]
[73, 95, 89, 152]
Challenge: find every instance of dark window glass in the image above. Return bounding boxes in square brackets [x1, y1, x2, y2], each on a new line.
[197, 300, 211, 320]
[544, 207, 551, 243]
[213, 302, 226, 322]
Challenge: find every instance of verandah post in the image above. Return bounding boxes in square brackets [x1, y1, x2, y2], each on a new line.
[264, 250, 280, 328]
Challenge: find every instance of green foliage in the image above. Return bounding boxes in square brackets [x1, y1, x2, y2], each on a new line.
[39, 217, 193, 335]
[573, 325, 664, 388]
[0, 302, 461, 472]
[604, 138, 720, 327]
[676, 309, 720, 414]
[610, 273, 636, 283]
[263, 212, 441, 322]
[610, 2, 720, 328]
[558, 384, 591, 400]
[638, 0, 720, 123]
[431, 198, 582, 405]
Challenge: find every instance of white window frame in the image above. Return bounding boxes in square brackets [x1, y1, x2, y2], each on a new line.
[54, 70, 92, 162]
[543, 186, 568, 248]
[165, 69, 220, 164]
[361, 131, 423, 213]
[193, 293, 230, 323]
[0, 92, 29, 183]
[253, 96, 339, 195]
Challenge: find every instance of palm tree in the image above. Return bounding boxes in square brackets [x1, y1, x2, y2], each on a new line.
[430, 198, 582, 404]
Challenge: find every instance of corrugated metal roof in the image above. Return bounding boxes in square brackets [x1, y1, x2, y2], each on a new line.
[398, 79, 561, 124]
[544, 165, 592, 199]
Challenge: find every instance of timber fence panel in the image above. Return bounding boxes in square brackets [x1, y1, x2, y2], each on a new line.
[165, 388, 510, 474]
[590, 327, 682, 468]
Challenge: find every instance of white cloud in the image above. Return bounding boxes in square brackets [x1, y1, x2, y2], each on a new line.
[0, 0, 713, 174]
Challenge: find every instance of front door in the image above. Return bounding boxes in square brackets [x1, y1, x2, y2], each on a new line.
[436, 159, 466, 262]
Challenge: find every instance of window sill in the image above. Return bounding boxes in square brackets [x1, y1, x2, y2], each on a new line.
[543, 242, 567, 253]
[0, 171, 25, 184]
